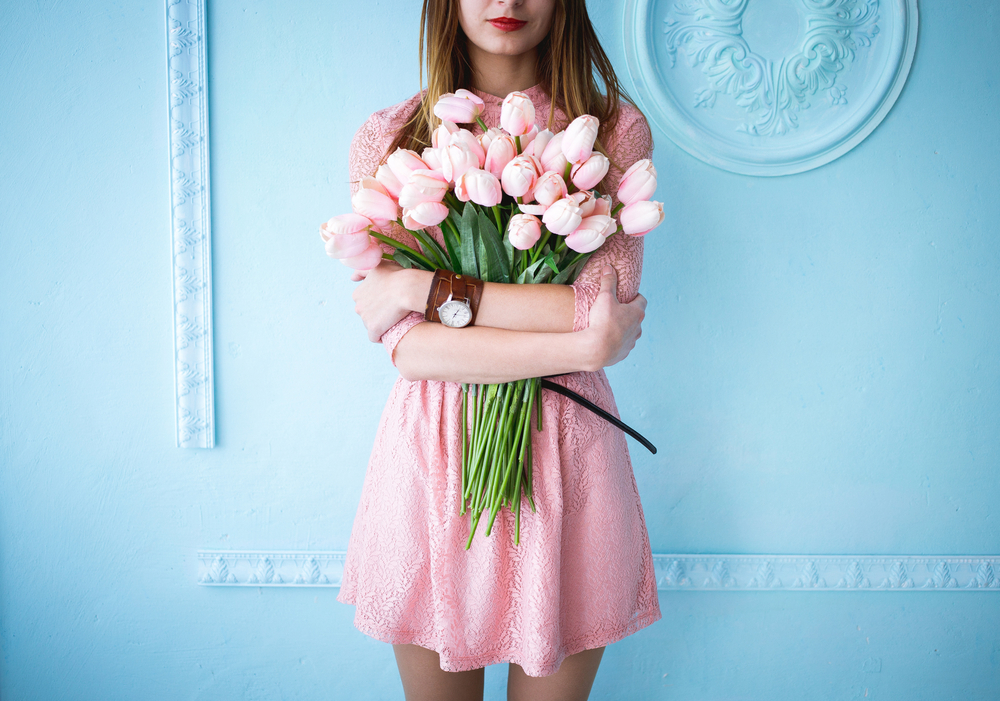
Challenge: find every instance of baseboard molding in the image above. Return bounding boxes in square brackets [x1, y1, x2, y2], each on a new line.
[197, 551, 1000, 590]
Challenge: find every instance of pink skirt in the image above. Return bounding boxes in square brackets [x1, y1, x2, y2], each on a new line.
[336, 369, 661, 677]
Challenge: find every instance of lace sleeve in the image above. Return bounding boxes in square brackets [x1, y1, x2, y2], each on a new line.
[348, 102, 427, 366]
[569, 105, 654, 332]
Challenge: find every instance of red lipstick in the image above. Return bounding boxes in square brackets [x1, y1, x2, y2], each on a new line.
[488, 17, 527, 32]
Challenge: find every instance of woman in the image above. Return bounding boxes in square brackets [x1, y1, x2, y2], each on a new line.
[336, 1, 660, 698]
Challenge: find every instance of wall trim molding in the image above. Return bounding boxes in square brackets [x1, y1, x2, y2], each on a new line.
[167, 0, 215, 448]
[198, 551, 1000, 591]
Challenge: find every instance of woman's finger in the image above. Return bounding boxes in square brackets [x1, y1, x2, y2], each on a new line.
[598, 265, 618, 302]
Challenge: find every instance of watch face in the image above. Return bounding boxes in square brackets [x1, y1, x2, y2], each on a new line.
[438, 300, 472, 328]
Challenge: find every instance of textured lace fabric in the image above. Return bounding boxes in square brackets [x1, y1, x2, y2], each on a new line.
[336, 84, 661, 677]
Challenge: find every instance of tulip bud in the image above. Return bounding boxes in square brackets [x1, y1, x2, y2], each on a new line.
[562, 115, 600, 163]
[432, 121, 459, 148]
[397, 170, 449, 210]
[501, 155, 542, 199]
[478, 126, 503, 152]
[570, 152, 610, 191]
[542, 196, 584, 236]
[402, 201, 449, 230]
[321, 214, 375, 259]
[617, 159, 658, 205]
[386, 149, 429, 186]
[533, 171, 568, 206]
[540, 131, 569, 174]
[440, 141, 482, 183]
[500, 91, 536, 136]
[340, 238, 384, 270]
[374, 164, 403, 199]
[507, 214, 542, 250]
[620, 200, 665, 236]
[455, 168, 503, 207]
[421, 147, 443, 171]
[522, 129, 553, 158]
[483, 133, 517, 178]
[433, 89, 485, 124]
[351, 187, 398, 227]
[592, 194, 613, 217]
[571, 190, 597, 218]
[564, 215, 615, 253]
[519, 125, 539, 152]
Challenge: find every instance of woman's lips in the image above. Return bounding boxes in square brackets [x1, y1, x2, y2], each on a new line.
[488, 17, 527, 32]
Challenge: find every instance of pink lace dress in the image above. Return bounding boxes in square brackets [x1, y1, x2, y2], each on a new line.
[336, 85, 661, 677]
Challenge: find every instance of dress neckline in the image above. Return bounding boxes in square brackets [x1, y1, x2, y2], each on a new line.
[467, 83, 549, 106]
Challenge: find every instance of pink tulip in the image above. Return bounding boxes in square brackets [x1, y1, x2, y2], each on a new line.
[617, 159, 658, 205]
[522, 128, 553, 157]
[320, 214, 374, 259]
[352, 186, 398, 227]
[359, 176, 389, 197]
[374, 164, 403, 199]
[340, 239, 384, 270]
[501, 91, 536, 136]
[421, 147, 443, 171]
[562, 115, 600, 163]
[397, 170, 449, 209]
[540, 131, 569, 174]
[455, 168, 503, 207]
[542, 196, 584, 236]
[571, 189, 597, 218]
[440, 141, 482, 183]
[593, 194, 613, 217]
[432, 120, 459, 148]
[479, 127, 503, 152]
[533, 171, 568, 206]
[570, 152, 610, 190]
[433, 89, 485, 124]
[386, 149, 429, 186]
[484, 134, 517, 178]
[402, 201, 449, 230]
[564, 215, 615, 253]
[501, 155, 542, 198]
[507, 214, 542, 250]
[620, 200, 665, 236]
[450, 129, 486, 161]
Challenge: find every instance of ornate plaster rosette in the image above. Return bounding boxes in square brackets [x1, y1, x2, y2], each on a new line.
[623, 0, 918, 175]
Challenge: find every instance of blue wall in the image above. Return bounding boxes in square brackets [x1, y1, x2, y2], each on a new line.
[1, 1, 997, 699]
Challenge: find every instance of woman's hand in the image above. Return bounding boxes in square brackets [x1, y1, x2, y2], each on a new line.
[350, 260, 430, 343]
[580, 265, 647, 370]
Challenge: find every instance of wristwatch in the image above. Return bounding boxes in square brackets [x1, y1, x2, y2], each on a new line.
[424, 269, 484, 328]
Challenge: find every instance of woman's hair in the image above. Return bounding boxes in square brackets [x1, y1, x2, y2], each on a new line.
[382, 0, 638, 161]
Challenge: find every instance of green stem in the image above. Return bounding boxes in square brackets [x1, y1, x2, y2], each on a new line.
[492, 205, 504, 238]
[563, 161, 572, 182]
[368, 231, 435, 269]
[530, 229, 552, 265]
[611, 201, 624, 217]
[400, 221, 450, 270]
[475, 116, 489, 133]
[514, 135, 522, 154]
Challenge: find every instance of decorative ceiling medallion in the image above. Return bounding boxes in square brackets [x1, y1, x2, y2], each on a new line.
[623, 0, 918, 175]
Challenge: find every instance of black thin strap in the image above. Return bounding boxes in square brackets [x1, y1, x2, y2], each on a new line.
[540, 379, 657, 455]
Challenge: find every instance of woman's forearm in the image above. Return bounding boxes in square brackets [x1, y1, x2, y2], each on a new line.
[393, 323, 598, 384]
[396, 269, 575, 333]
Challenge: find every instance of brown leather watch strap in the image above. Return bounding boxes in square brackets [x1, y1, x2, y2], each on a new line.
[424, 269, 485, 325]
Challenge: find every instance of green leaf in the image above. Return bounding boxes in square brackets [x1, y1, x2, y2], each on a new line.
[543, 251, 559, 274]
[475, 219, 490, 282]
[460, 202, 479, 278]
[550, 263, 575, 285]
[409, 227, 451, 271]
[391, 251, 414, 269]
[477, 210, 510, 283]
[516, 258, 546, 284]
[440, 218, 462, 272]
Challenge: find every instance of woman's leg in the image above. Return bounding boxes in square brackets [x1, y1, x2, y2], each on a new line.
[392, 643, 485, 701]
[506, 646, 605, 701]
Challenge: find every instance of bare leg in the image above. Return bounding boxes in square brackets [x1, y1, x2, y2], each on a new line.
[506, 646, 605, 701]
[392, 643, 485, 701]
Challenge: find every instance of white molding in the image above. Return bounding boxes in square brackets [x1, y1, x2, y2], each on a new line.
[167, 0, 214, 448]
[198, 551, 1000, 590]
[623, 0, 920, 176]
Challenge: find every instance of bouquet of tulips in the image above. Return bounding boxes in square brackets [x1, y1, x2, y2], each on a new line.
[322, 89, 663, 547]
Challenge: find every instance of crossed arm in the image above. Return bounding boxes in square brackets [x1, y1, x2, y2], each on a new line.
[350, 262, 646, 384]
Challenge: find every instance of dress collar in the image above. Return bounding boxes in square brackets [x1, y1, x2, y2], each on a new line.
[468, 83, 549, 105]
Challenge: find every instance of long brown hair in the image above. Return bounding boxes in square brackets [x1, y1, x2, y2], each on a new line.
[383, 0, 639, 162]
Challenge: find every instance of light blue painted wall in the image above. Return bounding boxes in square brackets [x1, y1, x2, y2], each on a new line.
[1, 0, 997, 699]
